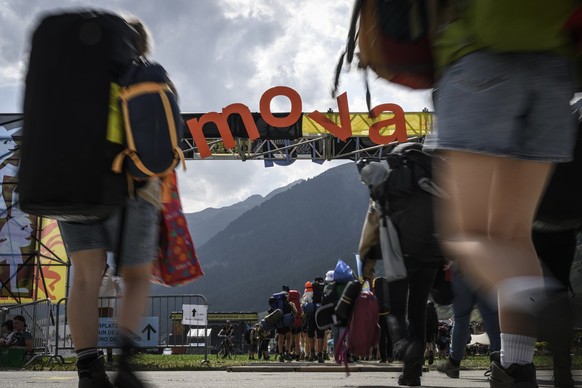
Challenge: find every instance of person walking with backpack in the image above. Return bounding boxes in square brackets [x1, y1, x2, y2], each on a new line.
[54, 16, 166, 388]
[360, 143, 445, 386]
[424, 2, 580, 387]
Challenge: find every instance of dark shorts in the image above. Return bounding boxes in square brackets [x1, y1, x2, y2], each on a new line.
[276, 327, 291, 334]
[306, 314, 324, 339]
[58, 196, 160, 267]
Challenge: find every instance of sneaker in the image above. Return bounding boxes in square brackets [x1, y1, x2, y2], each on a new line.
[436, 358, 460, 379]
[398, 374, 421, 387]
[489, 359, 538, 388]
[485, 352, 501, 377]
[77, 356, 113, 388]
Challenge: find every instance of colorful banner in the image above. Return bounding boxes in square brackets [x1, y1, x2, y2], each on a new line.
[0, 120, 36, 302]
[34, 218, 68, 301]
[0, 118, 69, 303]
[302, 111, 433, 137]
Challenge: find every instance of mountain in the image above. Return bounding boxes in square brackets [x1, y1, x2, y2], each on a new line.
[186, 195, 264, 247]
[186, 180, 304, 247]
[152, 163, 370, 312]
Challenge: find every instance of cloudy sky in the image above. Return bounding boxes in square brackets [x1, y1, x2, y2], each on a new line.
[0, 0, 433, 212]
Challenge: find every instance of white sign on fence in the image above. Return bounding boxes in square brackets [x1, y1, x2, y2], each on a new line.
[181, 304, 208, 326]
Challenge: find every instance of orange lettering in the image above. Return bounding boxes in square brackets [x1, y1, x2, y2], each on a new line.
[307, 92, 352, 141]
[368, 103, 408, 144]
[186, 103, 259, 158]
[259, 86, 303, 127]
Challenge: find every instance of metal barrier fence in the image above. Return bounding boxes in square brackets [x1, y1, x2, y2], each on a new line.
[54, 294, 209, 361]
[0, 299, 56, 364]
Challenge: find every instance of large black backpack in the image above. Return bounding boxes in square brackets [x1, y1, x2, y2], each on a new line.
[382, 143, 444, 263]
[19, 11, 138, 222]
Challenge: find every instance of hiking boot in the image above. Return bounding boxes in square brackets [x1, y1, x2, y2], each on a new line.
[484, 351, 501, 377]
[402, 340, 423, 382]
[398, 374, 421, 386]
[436, 357, 460, 378]
[317, 352, 324, 363]
[77, 356, 113, 388]
[278, 353, 284, 363]
[489, 359, 538, 388]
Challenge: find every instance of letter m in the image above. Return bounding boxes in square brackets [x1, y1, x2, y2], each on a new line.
[186, 104, 260, 158]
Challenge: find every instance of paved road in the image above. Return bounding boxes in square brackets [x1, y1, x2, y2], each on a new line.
[1, 364, 580, 387]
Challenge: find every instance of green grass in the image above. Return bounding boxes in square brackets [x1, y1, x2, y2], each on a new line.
[15, 353, 582, 372]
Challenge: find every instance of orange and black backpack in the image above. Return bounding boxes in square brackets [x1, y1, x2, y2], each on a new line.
[332, 0, 442, 109]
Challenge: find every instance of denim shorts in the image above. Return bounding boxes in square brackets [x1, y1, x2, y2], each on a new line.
[424, 51, 577, 162]
[58, 197, 160, 268]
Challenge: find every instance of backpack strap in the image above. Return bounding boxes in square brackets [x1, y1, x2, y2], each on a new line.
[112, 82, 186, 177]
[331, 0, 364, 99]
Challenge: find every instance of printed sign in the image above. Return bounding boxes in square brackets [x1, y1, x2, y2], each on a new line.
[181, 304, 208, 326]
[98, 317, 159, 347]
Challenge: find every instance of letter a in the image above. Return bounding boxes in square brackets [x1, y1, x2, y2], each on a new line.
[368, 103, 408, 145]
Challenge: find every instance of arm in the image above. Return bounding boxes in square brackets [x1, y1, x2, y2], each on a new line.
[24, 336, 33, 353]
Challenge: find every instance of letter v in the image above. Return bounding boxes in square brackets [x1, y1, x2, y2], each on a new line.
[307, 92, 352, 141]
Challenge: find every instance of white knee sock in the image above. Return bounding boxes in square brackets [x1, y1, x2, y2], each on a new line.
[500, 333, 536, 368]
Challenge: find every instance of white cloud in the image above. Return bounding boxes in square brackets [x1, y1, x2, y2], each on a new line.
[0, 0, 432, 211]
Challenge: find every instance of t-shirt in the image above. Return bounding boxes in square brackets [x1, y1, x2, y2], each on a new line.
[221, 325, 234, 337]
[10, 329, 32, 348]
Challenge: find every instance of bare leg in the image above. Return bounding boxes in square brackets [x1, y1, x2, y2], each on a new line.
[68, 249, 107, 350]
[435, 151, 552, 337]
[117, 262, 152, 333]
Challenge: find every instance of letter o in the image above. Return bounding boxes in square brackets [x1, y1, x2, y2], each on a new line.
[259, 86, 302, 127]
